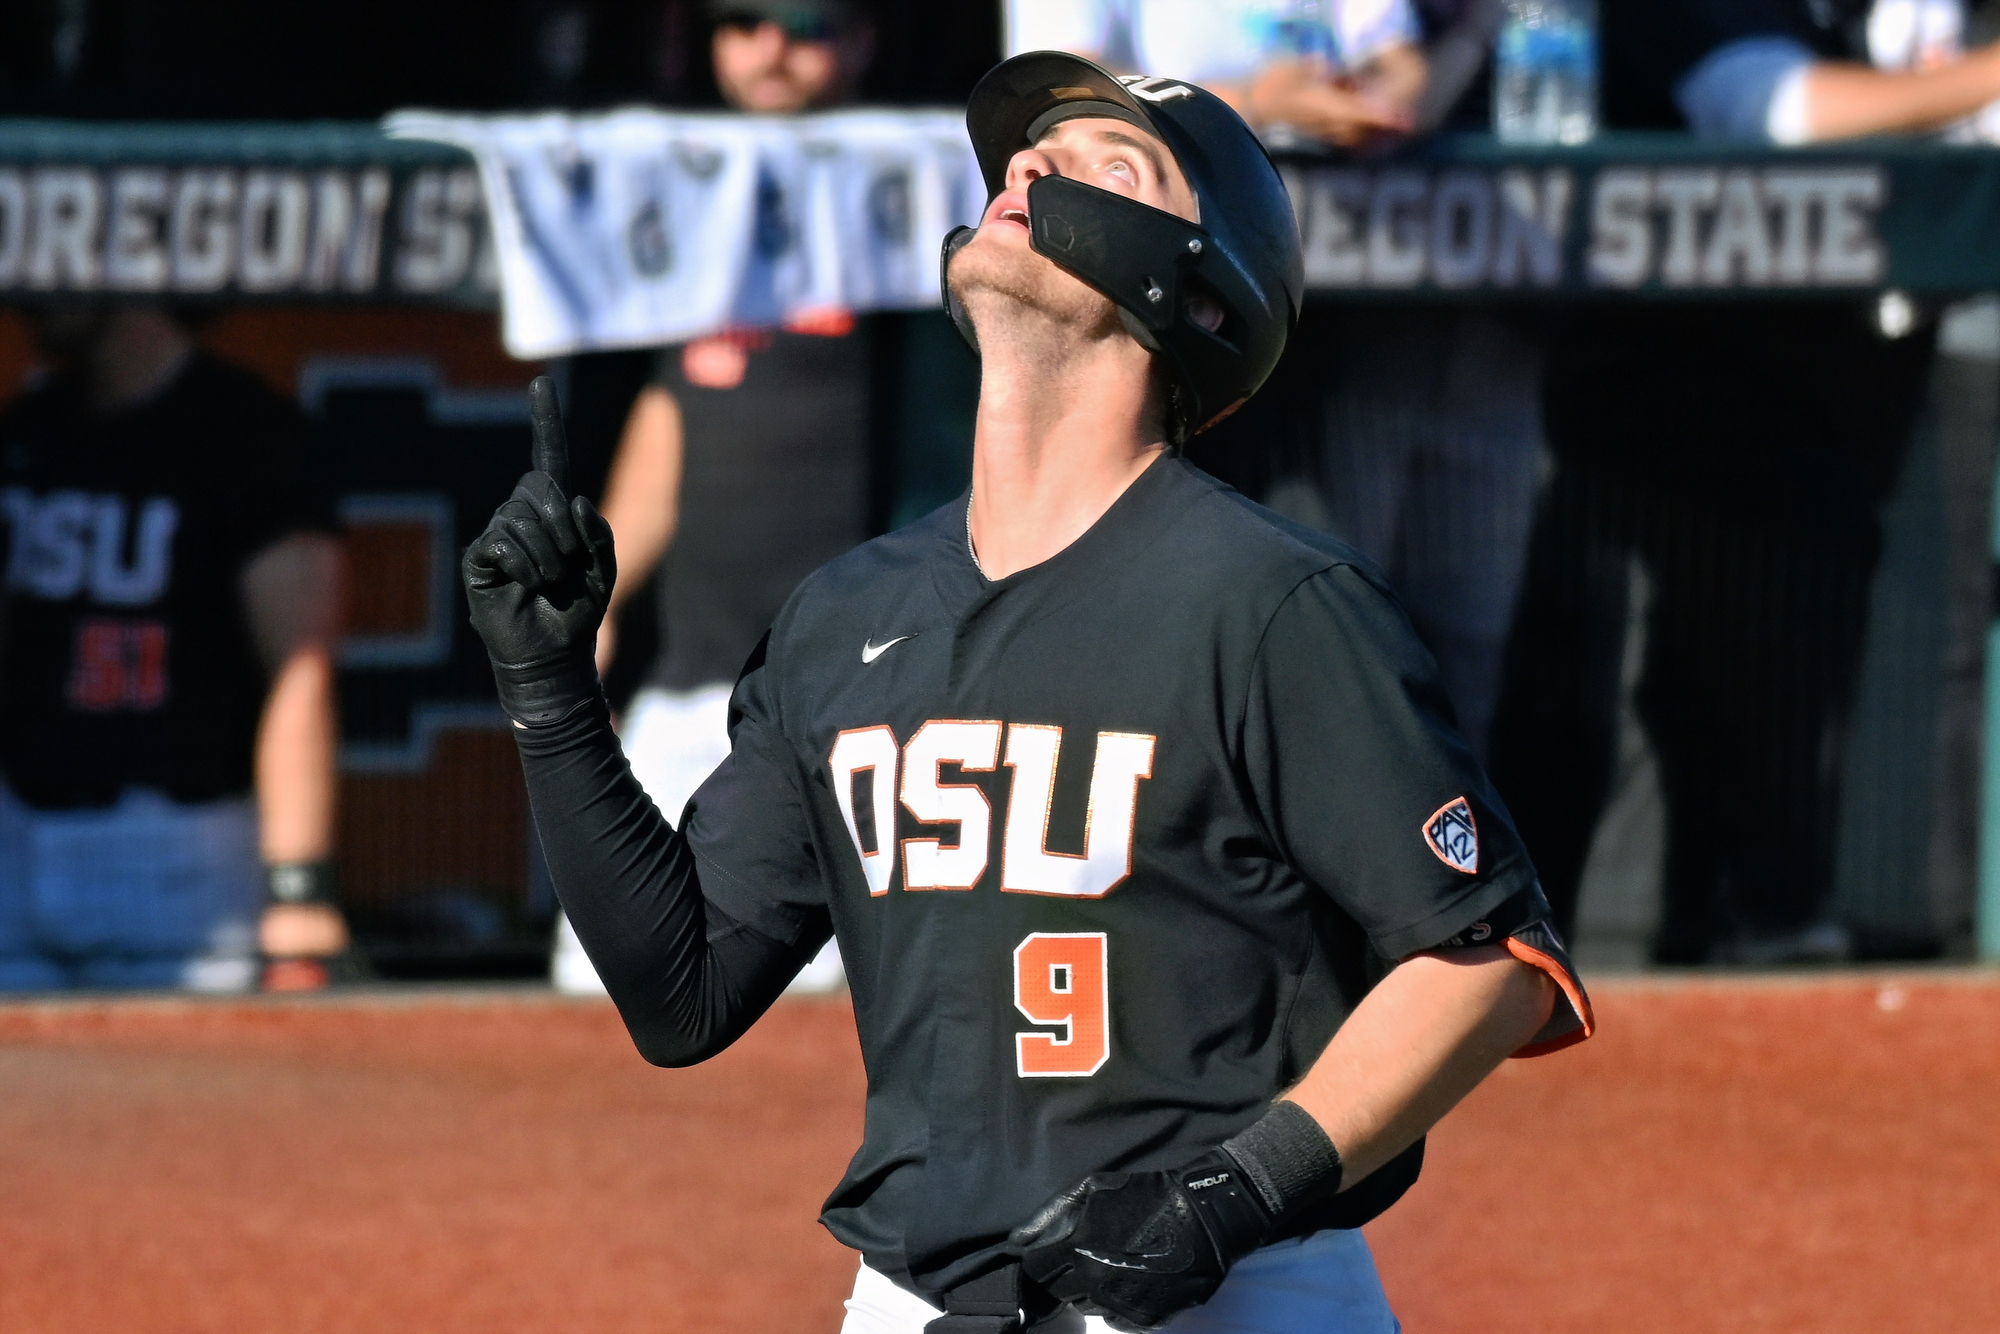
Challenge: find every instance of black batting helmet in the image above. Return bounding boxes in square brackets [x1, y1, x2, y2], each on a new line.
[941, 50, 1305, 442]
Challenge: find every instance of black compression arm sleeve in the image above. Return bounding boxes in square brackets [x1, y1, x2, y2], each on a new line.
[511, 698, 826, 1066]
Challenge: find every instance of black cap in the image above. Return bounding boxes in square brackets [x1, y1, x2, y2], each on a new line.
[706, 0, 856, 30]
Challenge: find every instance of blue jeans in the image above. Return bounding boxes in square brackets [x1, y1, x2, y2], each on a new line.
[0, 785, 262, 991]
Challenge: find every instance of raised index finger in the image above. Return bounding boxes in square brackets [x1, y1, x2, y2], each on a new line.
[527, 374, 569, 493]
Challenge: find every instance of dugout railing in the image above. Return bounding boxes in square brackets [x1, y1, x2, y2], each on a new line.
[4, 120, 1999, 966]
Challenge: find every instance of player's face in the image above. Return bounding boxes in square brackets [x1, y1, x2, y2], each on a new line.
[712, 17, 862, 113]
[1004, 118, 1199, 228]
[949, 117, 1198, 336]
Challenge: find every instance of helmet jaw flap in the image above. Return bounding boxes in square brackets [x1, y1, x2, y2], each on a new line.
[941, 224, 980, 355]
[1025, 173, 1271, 440]
[1027, 174, 1203, 340]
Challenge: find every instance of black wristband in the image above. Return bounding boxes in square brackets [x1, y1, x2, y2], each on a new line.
[489, 653, 602, 728]
[266, 860, 337, 907]
[1220, 1100, 1343, 1222]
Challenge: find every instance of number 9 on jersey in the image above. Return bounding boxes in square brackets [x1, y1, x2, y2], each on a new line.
[1013, 932, 1109, 1078]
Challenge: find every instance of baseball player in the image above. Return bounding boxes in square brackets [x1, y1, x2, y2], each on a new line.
[465, 52, 1592, 1333]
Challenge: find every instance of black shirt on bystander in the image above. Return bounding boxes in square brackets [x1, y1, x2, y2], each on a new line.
[0, 353, 337, 809]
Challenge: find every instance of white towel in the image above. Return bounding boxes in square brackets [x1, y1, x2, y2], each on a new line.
[387, 108, 985, 358]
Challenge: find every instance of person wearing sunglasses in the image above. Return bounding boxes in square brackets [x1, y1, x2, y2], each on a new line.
[551, 0, 878, 996]
[710, 0, 875, 111]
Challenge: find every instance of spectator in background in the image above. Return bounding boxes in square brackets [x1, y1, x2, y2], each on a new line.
[1009, 0, 1542, 763]
[0, 300, 351, 991]
[1490, 0, 2000, 964]
[552, 0, 874, 995]
[1006, 0, 1425, 146]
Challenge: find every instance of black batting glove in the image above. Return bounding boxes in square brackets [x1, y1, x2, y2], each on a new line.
[461, 376, 617, 727]
[1011, 1101, 1342, 1331]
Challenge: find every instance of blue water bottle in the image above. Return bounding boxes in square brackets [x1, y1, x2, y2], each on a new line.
[1494, 0, 1598, 144]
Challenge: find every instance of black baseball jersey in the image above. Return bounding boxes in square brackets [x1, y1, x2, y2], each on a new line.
[522, 454, 1591, 1300]
[646, 324, 871, 691]
[0, 353, 336, 809]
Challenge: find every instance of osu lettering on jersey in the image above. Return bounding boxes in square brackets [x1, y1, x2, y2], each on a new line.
[518, 455, 1592, 1300]
[0, 353, 338, 809]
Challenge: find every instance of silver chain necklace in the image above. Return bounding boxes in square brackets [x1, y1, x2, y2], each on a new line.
[966, 489, 983, 575]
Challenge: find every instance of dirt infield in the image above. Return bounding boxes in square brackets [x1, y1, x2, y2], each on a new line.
[1, 974, 1996, 1334]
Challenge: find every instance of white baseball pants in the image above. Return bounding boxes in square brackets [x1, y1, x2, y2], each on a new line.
[840, 1229, 1400, 1334]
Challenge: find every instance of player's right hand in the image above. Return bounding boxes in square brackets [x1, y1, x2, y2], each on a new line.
[462, 375, 617, 726]
[1012, 1100, 1341, 1330]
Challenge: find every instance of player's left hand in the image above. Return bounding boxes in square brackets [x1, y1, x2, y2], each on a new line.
[1010, 1148, 1275, 1331]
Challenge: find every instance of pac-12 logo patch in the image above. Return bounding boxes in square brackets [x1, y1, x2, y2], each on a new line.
[1424, 797, 1479, 874]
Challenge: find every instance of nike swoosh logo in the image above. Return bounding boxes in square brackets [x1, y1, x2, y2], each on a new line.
[861, 635, 913, 664]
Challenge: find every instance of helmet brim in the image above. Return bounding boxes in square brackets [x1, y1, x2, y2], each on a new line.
[965, 51, 1167, 200]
